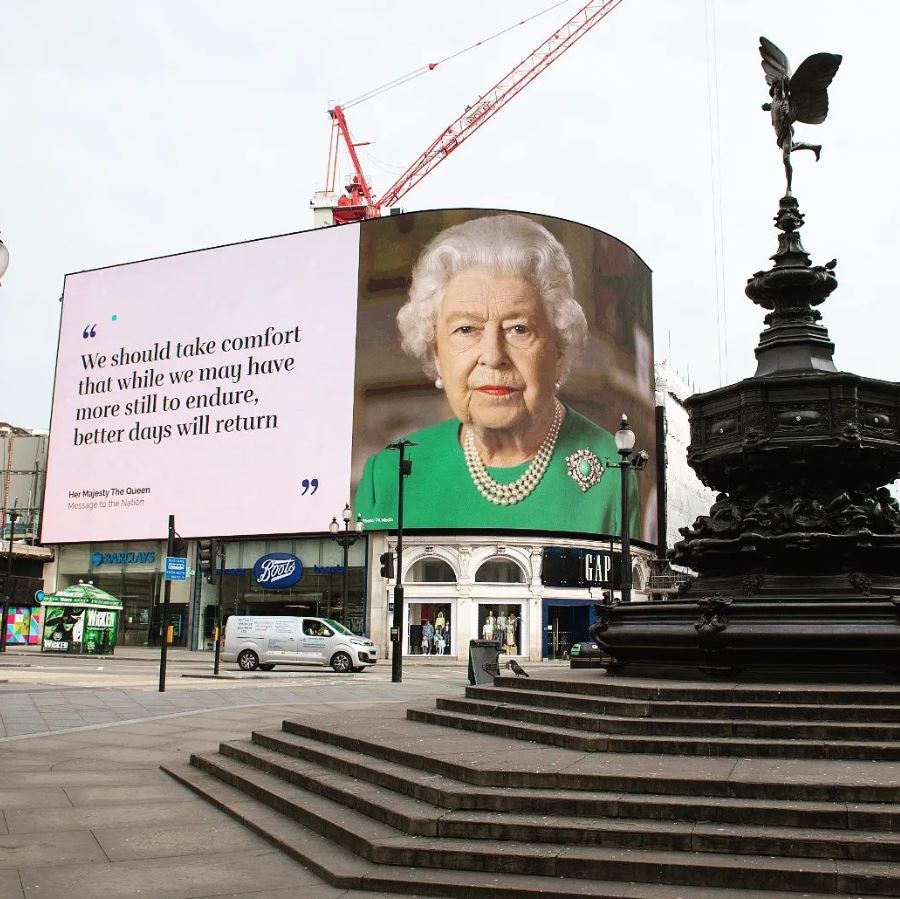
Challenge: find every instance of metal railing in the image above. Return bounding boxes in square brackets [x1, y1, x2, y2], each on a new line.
[648, 574, 690, 592]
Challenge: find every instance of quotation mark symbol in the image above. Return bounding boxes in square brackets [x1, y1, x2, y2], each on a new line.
[82, 324, 97, 339]
[300, 478, 319, 495]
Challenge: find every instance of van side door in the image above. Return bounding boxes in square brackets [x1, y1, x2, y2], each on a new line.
[264, 618, 301, 662]
[298, 618, 334, 664]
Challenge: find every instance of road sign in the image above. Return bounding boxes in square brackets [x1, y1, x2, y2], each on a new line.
[164, 556, 188, 581]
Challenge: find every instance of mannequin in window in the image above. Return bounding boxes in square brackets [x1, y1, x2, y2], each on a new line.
[482, 611, 495, 641]
[506, 613, 518, 654]
[422, 619, 434, 654]
[496, 610, 507, 651]
[435, 625, 446, 655]
[435, 610, 446, 632]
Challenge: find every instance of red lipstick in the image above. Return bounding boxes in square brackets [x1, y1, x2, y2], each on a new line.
[477, 386, 513, 396]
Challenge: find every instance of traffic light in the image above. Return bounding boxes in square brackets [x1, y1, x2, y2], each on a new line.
[172, 537, 187, 557]
[379, 551, 395, 579]
[198, 538, 216, 580]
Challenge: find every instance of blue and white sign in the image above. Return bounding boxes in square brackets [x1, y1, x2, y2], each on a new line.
[91, 551, 156, 566]
[253, 553, 304, 589]
[164, 556, 188, 581]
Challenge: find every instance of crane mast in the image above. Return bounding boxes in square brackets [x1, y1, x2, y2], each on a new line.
[313, 0, 624, 226]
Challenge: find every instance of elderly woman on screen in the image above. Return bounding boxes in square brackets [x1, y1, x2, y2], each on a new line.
[354, 214, 639, 535]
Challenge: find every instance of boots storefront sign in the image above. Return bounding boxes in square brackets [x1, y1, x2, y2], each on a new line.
[252, 553, 304, 589]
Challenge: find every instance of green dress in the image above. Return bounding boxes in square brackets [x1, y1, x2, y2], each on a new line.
[354, 406, 641, 538]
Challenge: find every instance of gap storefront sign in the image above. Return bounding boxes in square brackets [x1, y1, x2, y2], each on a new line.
[540, 547, 622, 589]
[252, 553, 304, 589]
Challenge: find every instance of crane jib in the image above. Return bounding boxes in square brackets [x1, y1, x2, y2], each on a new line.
[322, 0, 625, 222]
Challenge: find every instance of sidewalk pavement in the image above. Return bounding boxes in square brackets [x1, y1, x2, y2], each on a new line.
[0, 668, 465, 898]
[2, 654, 527, 740]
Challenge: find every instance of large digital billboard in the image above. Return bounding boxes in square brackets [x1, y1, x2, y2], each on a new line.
[43, 209, 654, 544]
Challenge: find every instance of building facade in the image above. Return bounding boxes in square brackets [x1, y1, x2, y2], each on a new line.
[1, 424, 52, 644]
[35, 366, 717, 660]
[40, 530, 651, 661]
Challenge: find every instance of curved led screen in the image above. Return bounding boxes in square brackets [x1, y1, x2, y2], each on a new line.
[42, 208, 654, 543]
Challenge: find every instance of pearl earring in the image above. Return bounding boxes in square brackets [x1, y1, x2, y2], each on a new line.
[435, 378, 444, 390]
[554, 381, 561, 392]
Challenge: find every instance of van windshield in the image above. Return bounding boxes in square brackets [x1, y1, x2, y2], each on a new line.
[322, 618, 354, 636]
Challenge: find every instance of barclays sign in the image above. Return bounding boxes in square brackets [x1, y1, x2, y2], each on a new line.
[253, 553, 304, 589]
[91, 551, 156, 566]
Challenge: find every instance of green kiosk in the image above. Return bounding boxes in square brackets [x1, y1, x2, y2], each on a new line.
[40, 582, 123, 655]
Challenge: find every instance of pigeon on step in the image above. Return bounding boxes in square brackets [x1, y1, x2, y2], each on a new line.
[507, 659, 530, 677]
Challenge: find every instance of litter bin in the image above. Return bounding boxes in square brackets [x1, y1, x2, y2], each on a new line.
[468, 639, 502, 685]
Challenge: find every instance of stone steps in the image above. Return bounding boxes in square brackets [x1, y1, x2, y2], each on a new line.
[448, 693, 900, 742]
[411, 703, 900, 760]
[162, 760, 857, 899]
[469, 683, 900, 723]
[216, 736, 900, 862]
[165, 751, 900, 896]
[250, 728, 900, 830]
[159, 673, 900, 896]
[496, 677, 900, 706]
[280, 717, 900, 801]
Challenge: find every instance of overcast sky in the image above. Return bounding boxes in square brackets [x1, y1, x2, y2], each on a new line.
[2, 0, 894, 430]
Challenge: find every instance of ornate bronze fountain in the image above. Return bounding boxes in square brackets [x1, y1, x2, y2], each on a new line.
[596, 38, 900, 677]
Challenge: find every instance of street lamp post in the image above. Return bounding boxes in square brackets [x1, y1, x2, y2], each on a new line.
[328, 504, 363, 626]
[0, 505, 20, 653]
[387, 439, 415, 684]
[610, 414, 649, 605]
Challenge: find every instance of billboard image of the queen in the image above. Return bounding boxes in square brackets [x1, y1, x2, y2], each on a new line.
[42, 206, 654, 545]
[351, 209, 655, 542]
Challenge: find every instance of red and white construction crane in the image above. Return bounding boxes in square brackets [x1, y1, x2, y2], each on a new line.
[312, 0, 624, 226]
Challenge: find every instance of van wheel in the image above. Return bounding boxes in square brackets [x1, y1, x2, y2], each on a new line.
[331, 652, 353, 673]
[237, 649, 260, 671]
[259, 663, 276, 671]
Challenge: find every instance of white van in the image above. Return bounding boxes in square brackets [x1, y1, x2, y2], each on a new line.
[222, 616, 377, 673]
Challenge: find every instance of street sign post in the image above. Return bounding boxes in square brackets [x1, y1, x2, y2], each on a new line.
[164, 556, 188, 581]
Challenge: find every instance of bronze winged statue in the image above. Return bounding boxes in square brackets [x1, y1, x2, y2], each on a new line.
[759, 36, 842, 195]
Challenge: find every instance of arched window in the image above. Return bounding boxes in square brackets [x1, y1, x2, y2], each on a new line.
[474, 558, 526, 584]
[407, 558, 457, 583]
[634, 566, 646, 591]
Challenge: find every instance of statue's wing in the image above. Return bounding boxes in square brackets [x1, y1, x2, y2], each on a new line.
[759, 36, 791, 84]
[790, 53, 842, 124]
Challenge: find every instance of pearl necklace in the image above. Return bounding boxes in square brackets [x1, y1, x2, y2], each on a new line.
[463, 401, 563, 506]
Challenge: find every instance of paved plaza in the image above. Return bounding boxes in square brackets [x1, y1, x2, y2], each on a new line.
[0, 647, 490, 898]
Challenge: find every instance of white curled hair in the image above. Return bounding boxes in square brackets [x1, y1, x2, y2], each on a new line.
[397, 214, 589, 381]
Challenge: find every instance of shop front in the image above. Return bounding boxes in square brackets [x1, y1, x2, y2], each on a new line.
[542, 598, 596, 660]
[51, 542, 172, 646]
[406, 601, 455, 656]
[193, 535, 368, 649]
[395, 546, 533, 660]
[401, 555, 457, 656]
[380, 536, 655, 663]
[476, 602, 525, 656]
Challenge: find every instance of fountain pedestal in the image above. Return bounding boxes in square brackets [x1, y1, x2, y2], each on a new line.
[597, 195, 900, 678]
